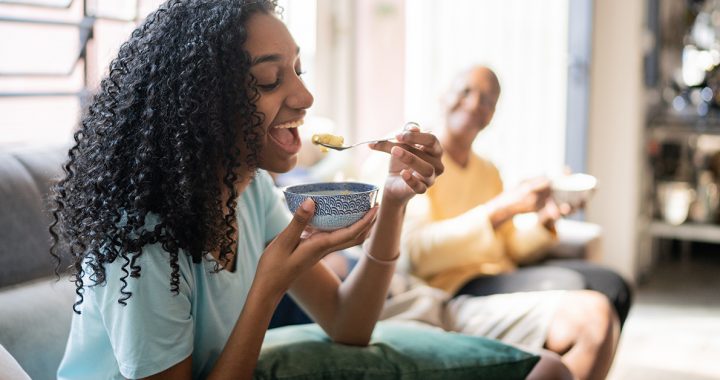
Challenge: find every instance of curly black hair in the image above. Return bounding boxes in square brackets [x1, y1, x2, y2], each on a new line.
[49, 0, 279, 313]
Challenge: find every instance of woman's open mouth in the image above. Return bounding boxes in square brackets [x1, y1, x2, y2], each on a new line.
[268, 119, 303, 154]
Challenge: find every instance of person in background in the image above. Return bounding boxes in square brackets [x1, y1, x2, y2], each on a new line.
[382, 64, 626, 380]
[50, 1, 443, 379]
[406, 65, 632, 326]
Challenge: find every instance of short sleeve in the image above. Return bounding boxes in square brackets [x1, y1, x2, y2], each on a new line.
[89, 244, 195, 378]
[257, 171, 292, 244]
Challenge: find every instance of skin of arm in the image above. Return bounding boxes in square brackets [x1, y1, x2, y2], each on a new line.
[142, 202, 379, 380]
[143, 128, 442, 380]
[402, 175, 557, 279]
[289, 193, 407, 346]
[291, 128, 443, 345]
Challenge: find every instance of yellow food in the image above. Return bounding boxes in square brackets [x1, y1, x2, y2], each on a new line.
[311, 133, 344, 153]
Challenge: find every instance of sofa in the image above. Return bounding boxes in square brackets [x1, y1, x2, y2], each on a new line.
[0, 144, 75, 380]
[0, 144, 543, 380]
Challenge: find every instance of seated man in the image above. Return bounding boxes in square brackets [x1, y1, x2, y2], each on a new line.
[374, 65, 623, 380]
[403, 64, 631, 325]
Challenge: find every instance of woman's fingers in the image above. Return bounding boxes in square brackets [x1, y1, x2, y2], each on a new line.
[328, 222, 376, 253]
[397, 133, 444, 177]
[401, 169, 430, 194]
[370, 139, 443, 176]
[391, 146, 435, 179]
[368, 139, 397, 154]
[273, 198, 315, 252]
[396, 130, 443, 157]
[300, 205, 379, 258]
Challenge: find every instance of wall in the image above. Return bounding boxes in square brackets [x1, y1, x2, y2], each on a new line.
[354, 0, 406, 153]
[587, 0, 646, 282]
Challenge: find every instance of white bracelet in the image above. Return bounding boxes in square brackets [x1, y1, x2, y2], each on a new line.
[364, 250, 400, 265]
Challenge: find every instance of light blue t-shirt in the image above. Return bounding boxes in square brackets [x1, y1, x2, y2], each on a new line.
[57, 170, 292, 379]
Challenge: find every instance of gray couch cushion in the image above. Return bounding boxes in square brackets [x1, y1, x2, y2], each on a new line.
[0, 145, 76, 380]
[0, 145, 67, 288]
[0, 152, 55, 288]
[10, 146, 66, 203]
[0, 277, 75, 380]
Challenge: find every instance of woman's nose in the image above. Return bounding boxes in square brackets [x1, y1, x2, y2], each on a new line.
[286, 76, 314, 110]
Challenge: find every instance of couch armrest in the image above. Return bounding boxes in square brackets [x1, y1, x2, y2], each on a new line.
[0, 344, 30, 380]
[0, 277, 75, 380]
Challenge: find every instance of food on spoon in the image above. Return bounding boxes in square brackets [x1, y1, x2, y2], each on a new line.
[311, 133, 344, 153]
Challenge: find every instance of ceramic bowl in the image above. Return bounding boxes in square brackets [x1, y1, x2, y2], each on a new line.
[551, 173, 598, 206]
[283, 182, 379, 231]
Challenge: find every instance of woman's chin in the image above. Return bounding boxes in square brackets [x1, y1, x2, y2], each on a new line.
[260, 156, 298, 174]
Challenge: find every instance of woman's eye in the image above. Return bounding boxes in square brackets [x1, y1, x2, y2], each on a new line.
[258, 79, 280, 91]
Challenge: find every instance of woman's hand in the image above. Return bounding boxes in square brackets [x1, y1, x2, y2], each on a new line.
[368, 124, 444, 204]
[254, 199, 378, 299]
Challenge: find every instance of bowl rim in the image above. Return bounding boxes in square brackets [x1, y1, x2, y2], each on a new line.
[283, 181, 379, 197]
[551, 173, 597, 192]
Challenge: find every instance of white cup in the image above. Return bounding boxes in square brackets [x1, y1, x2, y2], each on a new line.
[657, 181, 695, 225]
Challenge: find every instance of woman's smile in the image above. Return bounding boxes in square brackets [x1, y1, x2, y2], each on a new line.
[267, 119, 303, 155]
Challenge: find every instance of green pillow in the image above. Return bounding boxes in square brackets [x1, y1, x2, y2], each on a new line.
[255, 321, 539, 380]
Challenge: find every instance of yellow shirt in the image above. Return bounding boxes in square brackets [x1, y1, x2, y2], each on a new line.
[400, 152, 556, 294]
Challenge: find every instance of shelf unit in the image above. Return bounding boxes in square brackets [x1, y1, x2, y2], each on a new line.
[648, 220, 720, 243]
[638, 115, 720, 275]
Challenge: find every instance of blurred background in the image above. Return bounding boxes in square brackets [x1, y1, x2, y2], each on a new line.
[1, 0, 719, 379]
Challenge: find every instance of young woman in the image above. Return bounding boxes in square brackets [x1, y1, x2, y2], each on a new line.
[50, 1, 443, 379]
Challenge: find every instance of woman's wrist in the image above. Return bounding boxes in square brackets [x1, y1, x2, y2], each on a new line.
[364, 249, 400, 265]
[249, 276, 287, 306]
[379, 190, 409, 211]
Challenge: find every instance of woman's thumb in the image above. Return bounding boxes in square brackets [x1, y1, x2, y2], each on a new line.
[277, 198, 315, 247]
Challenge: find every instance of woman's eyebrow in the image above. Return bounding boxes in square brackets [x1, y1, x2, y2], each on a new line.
[251, 47, 300, 66]
[252, 54, 281, 66]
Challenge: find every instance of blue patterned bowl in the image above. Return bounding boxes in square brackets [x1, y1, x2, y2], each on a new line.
[283, 182, 379, 231]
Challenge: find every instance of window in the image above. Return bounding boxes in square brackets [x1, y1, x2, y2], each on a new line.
[404, 0, 572, 185]
[0, 0, 337, 146]
[0, 0, 166, 146]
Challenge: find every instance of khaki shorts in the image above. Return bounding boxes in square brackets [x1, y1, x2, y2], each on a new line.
[380, 284, 566, 349]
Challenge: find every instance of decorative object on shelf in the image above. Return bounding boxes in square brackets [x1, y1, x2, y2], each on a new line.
[657, 181, 696, 225]
[661, 0, 720, 117]
[690, 170, 720, 222]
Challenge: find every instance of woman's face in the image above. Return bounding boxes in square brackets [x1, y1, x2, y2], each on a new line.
[444, 67, 499, 143]
[244, 12, 314, 173]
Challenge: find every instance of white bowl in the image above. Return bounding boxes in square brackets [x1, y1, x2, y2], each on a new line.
[551, 173, 597, 206]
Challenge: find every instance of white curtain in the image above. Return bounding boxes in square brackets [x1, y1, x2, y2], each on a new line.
[405, 0, 569, 186]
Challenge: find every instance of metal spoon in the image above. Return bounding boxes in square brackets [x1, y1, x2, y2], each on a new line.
[314, 122, 420, 151]
[315, 137, 397, 151]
